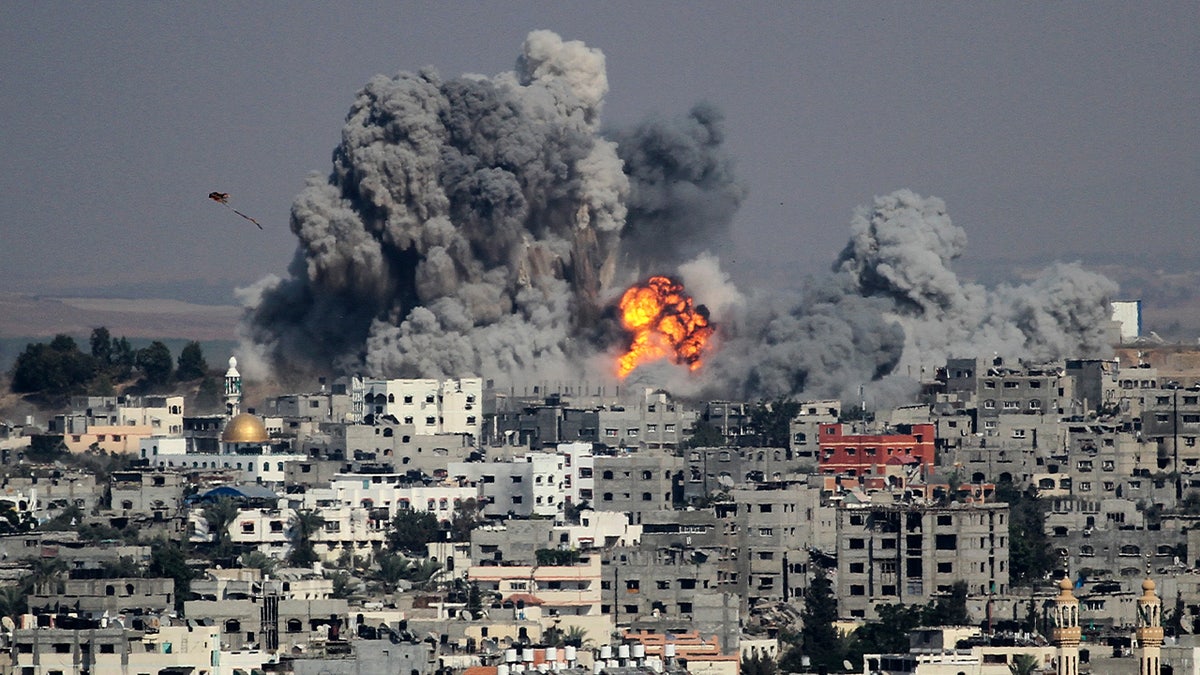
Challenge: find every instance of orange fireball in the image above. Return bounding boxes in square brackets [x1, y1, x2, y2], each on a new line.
[617, 276, 714, 378]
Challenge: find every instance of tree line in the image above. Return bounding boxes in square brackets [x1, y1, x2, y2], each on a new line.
[8, 327, 214, 403]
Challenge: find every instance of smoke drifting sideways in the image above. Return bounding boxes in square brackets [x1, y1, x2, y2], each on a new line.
[238, 30, 1117, 404]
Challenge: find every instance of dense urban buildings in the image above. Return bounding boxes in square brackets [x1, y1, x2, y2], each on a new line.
[4, 335, 1200, 674]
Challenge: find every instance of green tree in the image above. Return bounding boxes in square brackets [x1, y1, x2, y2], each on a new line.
[240, 550, 277, 576]
[0, 584, 27, 620]
[372, 550, 441, 592]
[147, 538, 194, 613]
[684, 420, 726, 448]
[10, 336, 95, 395]
[997, 480, 1057, 584]
[90, 327, 113, 365]
[740, 653, 779, 675]
[750, 398, 801, 448]
[797, 567, 842, 672]
[288, 509, 325, 567]
[202, 497, 240, 553]
[389, 510, 440, 554]
[923, 580, 971, 626]
[111, 337, 135, 379]
[176, 341, 209, 381]
[136, 341, 173, 387]
[449, 498, 483, 542]
[1008, 653, 1040, 675]
[853, 603, 924, 655]
[329, 571, 357, 599]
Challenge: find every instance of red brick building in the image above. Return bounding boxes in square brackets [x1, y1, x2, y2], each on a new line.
[817, 423, 935, 478]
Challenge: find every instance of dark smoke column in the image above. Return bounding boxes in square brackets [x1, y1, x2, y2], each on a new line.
[239, 31, 631, 382]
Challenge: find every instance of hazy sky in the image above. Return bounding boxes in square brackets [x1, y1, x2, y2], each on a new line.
[1, 2, 1196, 304]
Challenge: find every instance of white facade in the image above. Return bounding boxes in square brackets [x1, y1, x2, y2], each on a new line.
[449, 451, 566, 519]
[558, 441, 596, 506]
[361, 377, 483, 438]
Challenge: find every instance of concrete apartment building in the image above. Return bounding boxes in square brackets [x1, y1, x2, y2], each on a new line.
[359, 377, 483, 439]
[449, 451, 563, 519]
[596, 390, 697, 451]
[836, 501, 1010, 619]
[8, 622, 259, 675]
[185, 567, 348, 652]
[789, 399, 841, 461]
[682, 447, 811, 503]
[30, 577, 175, 617]
[593, 451, 682, 524]
[109, 467, 184, 519]
[467, 552, 609, 639]
[726, 482, 830, 610]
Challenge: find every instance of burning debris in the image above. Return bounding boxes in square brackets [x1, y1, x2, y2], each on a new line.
[617, 276, 714, 378]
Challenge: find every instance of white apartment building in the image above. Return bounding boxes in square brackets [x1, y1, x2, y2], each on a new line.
[360, 377, 483, 438]
[558, 441, 596, 506]
[449, 451, 565, 519]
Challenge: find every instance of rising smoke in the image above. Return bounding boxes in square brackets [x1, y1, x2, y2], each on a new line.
[240, 31, 1116, 402]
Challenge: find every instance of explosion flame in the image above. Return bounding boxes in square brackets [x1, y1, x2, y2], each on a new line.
[617, 276, 714, 378]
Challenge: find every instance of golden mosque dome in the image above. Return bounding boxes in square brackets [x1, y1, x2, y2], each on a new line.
[221, 413, 268, 444]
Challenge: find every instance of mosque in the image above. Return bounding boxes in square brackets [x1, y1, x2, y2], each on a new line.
[141, 356, 305, 483]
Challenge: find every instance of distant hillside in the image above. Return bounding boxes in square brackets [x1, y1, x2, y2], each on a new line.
[0, 293, 240, 371]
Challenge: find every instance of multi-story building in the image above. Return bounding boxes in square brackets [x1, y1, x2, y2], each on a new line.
[818, 423, 935, 478]
[449, 451, 564, 519]
[110, 468, 184, 519]
[467, 552, 609, 638]
[359, 377, 483, 439]
[593, 451, 682, 524]
[790, 399, 841, 461]
[835, 501, 1010, 619]
[185, 567, 348, 652]
[29, 577, 175, 617]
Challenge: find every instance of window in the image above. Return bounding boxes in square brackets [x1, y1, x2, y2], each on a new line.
[849, 562, 865, 573]
[850, 584, 865, 595]
[935, 534, 957, 550]
[627, 428, 639, 437]
[983, 399, 995, 409]
[1029, 399, 1042, 409]
[848, 538, 865, 550]
[937, 562, 953, 573]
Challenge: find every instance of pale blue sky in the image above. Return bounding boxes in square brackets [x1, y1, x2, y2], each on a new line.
[1, 2, 1196, 303]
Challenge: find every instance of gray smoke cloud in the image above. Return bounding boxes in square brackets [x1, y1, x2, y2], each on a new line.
[240, 31, 1116, 402]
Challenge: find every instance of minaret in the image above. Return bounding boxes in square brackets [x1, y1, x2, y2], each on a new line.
[1051, 578, 1081, 675]
[224, 356, 242, 417]
[1136, 577, 1163, 675]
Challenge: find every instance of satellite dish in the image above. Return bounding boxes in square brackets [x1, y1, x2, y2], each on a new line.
[844, 660, 853, 671]
[1, 616, 14, 631]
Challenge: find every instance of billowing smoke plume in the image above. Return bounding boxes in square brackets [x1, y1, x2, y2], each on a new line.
[240, 31, 1116, 402]
[697, 190, 1117, 402]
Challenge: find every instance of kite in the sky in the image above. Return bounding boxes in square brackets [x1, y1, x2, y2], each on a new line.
[208, 191, 263, 230]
